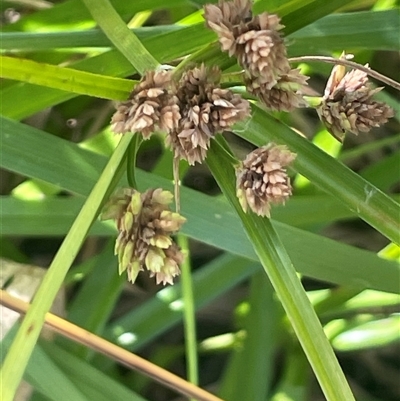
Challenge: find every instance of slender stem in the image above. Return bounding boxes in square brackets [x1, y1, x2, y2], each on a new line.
[0, 134, 134, 401]
[127, 135, 142, 188]
[289, 55, 400, 91]
[173, 42, 221, 78]
[177, 235, 199, 399]
[173, 156, 181, 213]
[0, 290, 222, 401]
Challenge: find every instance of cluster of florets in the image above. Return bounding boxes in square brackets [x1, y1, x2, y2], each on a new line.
[204, 0, 308, 111]
[236, 144, 296, 217]
[318, 61, 394, 142]
[101, 188, 186, 285]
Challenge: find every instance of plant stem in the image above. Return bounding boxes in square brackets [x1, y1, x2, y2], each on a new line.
[127, 135, 142, 188]
[173, 156, 181, 213]
[178, 235, 199, 400]
[289, 55, 400, 91]
[172, 42, 220, 78]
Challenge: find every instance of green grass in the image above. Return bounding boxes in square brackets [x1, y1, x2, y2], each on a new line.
[1, 1, 399, 401]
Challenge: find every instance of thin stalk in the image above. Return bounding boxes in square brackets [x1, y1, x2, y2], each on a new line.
[0, 290, 222, 401]
[172, 42, 222, 78]
[207, 139, 356, 401]
[0, 134, 134, 401]
[127, 135, 142, 188]
[177, 235, 199, 398]
[173, 156, 181, 213]
[81, 0, 159, 75]
[289, 55, 400, 91]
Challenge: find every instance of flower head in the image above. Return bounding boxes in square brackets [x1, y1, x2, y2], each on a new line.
[111, 70, 180, 139]
[318, 62, 394, 142]
[166, 65, 250, 165]
[204, 0, 308, 111]
[204, 0, 288, 88]
[101, 188, 186, 285]
[236, 143, 296, 217]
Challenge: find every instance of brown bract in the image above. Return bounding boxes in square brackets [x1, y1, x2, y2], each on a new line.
[236, 144, 296, 217]
[318, 64, 394, 142]
[111, 70, 180, 139]
[166, 65, 250, 165]
[101, 188, 186, 285]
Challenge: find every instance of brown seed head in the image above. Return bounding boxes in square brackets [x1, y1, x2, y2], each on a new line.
[111, 70, 180, 139]
[236, 144, 296, 217]
[318, 64, 394, 142]
[166, 65, 250, 165]
[101, 188, 186, 285]
[204, 0, 289, 88]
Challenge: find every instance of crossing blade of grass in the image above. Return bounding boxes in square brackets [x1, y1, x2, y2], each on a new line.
[81, 0, 158, 74]
[235, 105, 400, 245]
[207, 139, 356, 401]
[0, 133, 134, 401]
[219, 272, 281, 400]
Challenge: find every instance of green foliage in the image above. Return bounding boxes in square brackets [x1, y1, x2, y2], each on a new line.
[1, 0, 399, 401]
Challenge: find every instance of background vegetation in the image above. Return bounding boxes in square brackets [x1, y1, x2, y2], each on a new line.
[1, 0, 399, 400]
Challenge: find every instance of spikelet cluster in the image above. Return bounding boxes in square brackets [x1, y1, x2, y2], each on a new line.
[101, 188, 186, 285]
[111, 70, 180, 139]
[166, 65, 250, 165]
[318, 63, 394, 142]
[204, 0, 308, 111]
[236, 144, 296, 217]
